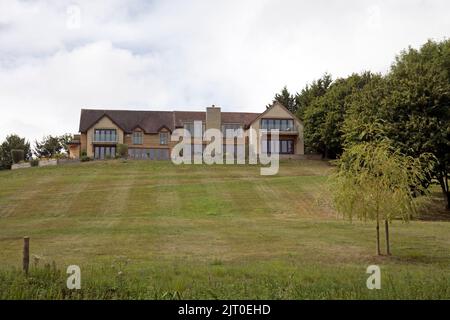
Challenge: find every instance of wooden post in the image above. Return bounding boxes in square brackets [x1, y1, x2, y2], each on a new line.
[376, 212, 381, 256]
[385, 220, 391, 256]
[23, 236, 30, 275]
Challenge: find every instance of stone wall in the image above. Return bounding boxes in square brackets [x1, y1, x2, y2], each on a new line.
[38, 159, 58, 167]
[11, 163, 31, 170]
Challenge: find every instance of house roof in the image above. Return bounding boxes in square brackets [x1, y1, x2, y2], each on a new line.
[248, 101, 303, 127]
[79, 109, 260, 133]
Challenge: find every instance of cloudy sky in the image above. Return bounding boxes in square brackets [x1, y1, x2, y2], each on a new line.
[0, 0, 449, 143]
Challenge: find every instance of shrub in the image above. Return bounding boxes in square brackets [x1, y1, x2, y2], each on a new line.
[54, 153, 67, 160]
[81, 156, 91, 162]
[30, 159, 39, 167]
[116, 144, 128, 158]
[11, 149, 24, 164]
[81, 150, 87, 157]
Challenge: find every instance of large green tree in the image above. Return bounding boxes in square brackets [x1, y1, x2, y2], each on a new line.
[295, 73, 333, 120]
[303, 72, 378, 158]
[385, 40, 450, 209]
[0, 134, 31, 169]
[343, 40, 450, 210]
[267, 86, 297, 113]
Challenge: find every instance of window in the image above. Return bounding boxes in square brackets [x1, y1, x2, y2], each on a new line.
[94, 129, 117, 142]
[280, 140, 294, 154]
[261, 139, 294, 154]
[222, 123, 242, 135]
[160, 132, 169, 145]
[94, 146, 116, 159]
[132, 131, 143, 145]
[260, 119, 294, 131]
[184, 122, 205, 136]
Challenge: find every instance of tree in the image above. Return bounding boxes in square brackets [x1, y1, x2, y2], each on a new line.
[342, 76, 389, 145]
[59, 134, 74, 154]
[384, 40, 450, 210]
[331, 138, 433, 255]
[0, 134, 31, 169]
[267, 86, 297, 113]
[34, 135, 63, 158]
[295, 73, 333, 119]
[11, 150, 25, 164]
[303, 72, 378, 158]
[117, 144, 128, 158]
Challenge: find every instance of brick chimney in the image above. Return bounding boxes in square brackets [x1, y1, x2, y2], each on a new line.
[206, 105, 221, 131]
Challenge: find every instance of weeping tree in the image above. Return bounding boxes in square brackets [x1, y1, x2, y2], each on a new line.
[330, 140, 434, 255]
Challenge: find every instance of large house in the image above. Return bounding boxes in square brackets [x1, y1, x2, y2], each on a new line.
[68, 102, 304, 160]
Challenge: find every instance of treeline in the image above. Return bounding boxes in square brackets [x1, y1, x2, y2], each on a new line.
[269, 39, 449, 209]
[0, 134, 73, 170]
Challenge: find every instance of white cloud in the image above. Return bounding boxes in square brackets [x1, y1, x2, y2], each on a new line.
[0, 0, 449, 142]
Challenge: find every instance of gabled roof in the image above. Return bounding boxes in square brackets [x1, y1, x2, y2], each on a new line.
[248, 102, 303, 126]
[79, 109, 260, 133]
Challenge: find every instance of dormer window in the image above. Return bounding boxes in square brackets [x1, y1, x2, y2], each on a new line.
[160, 132, 169, 145]
[132, 131, 143, 145]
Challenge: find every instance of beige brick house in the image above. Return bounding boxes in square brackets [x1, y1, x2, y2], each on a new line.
[68, 102, 304, 160]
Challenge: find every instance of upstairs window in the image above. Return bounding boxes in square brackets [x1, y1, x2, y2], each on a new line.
[222, 123, 242, 135]
[160, 132, 169, 145]
[94, 129, 117, 142]
[132, 131, 143, 145]
[184, 122, 205, 136]
[261, 119, 294, 131]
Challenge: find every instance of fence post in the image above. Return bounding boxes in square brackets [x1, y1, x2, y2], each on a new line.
[23, 236, 30, 275]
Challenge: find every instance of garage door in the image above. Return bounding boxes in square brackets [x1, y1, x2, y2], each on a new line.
[128, 148, 170, 160]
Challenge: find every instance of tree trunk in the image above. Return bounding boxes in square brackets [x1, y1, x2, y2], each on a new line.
[323, 147, 328, 160]
[437, 173, 450, 211]
[385, 219, 391, 256]
[376, 215, 381, 256]
[446, 191, 450, 211]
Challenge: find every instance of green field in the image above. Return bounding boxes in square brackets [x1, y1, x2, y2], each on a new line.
[0, 160, 449, 299]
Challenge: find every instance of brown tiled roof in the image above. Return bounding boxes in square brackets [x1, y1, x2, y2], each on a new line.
[79, 109, 260, 133]
[222, 112, 260, 126]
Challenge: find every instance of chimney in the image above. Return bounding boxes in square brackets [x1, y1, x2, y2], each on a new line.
[206, 105, 221, 131]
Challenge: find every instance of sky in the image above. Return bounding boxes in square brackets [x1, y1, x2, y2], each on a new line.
[0, 0, 449, 143]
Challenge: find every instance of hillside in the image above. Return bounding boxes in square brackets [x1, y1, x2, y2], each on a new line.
[0, 160, 449, 299]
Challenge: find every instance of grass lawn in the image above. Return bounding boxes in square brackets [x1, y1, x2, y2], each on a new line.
[0, 160, 449, 299]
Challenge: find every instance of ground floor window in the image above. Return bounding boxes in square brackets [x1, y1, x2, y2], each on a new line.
[160, 132, 169, 145]
[94, 146, 116, 159]
[261, 139, 294, 154]
[223, 143, 245, 159]
[128, 148, 170, 160]
[280, 140, 294, 154]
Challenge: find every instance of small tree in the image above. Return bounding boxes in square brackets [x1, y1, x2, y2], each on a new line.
[59, 134, 74, 154]
[116, 144, 128, 159]
[34, 135, 63, 158]
[11, 149, 25, 164]
[0, 134, 31, 169]
[331, 140, 433, 255]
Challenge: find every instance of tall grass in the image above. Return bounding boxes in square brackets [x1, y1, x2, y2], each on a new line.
[1, 261, 448, 300]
